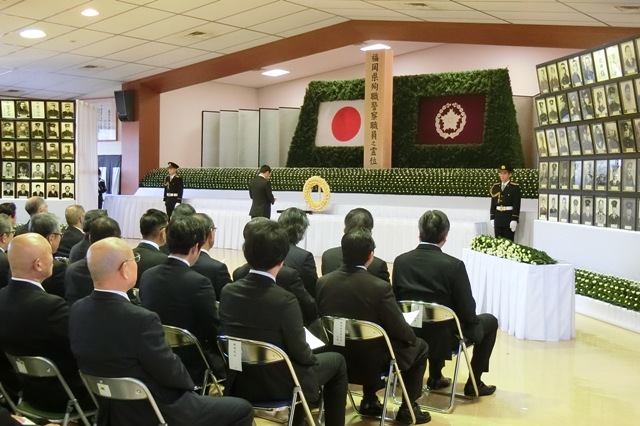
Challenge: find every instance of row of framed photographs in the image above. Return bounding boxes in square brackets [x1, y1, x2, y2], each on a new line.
[1, 120, 75, 140]
[535, 79, 639, 126]
[2, 181, 75, 200]
[539, 193, 638, 231]
[539, 159, 636, 192]
[0, 100, 75, 120]
[2, 162, 75, 181]
[535, 118, 640, 157]
[1, 141, 74, 160]
[537, 38, 639, 95]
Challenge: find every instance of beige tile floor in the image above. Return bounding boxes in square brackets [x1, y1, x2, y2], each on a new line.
[135, 244, 640, 425]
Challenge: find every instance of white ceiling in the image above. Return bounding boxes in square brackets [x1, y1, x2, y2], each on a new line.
[0, 0, 638, 100]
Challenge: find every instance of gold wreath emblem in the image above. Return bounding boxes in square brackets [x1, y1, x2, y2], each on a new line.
[303, 176, 331, 212]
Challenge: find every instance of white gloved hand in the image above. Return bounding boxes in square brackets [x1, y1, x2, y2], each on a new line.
[490, 219, 494, 227]
[510, 220, 517, 232]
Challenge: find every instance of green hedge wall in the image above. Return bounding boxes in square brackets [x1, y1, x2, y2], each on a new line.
[286, 69, 524, 168]
[140, 167, 538, 199]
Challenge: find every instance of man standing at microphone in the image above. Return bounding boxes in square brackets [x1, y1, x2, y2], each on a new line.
[489, 164, 521, 242]
[163, 162, 183, 218]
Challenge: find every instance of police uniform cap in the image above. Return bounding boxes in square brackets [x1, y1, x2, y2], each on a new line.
[168, 162, 179, 169]
[49, 143, 56, 147]
[499, 164, 513, 173]
[612, 200, 618, 207]
[585, 199, 591, 206]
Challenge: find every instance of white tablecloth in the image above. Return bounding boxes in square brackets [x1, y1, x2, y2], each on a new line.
[461, 248, 576, 341]
[104, 194, 488, 261]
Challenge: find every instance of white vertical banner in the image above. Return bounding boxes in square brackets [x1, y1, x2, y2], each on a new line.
[76, 100, 98, 209]
[364, 49, 393, 168]
[259, 108, 280, 167]
[279, 107, 300, 166]
[202, 111, 220, 167]
[238, 109, 259, 167]
[219, 111, 238, 168]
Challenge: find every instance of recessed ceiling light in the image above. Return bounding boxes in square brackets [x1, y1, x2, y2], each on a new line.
[19, 29, 46, 39]
[81, 8, 100, 17]
[360, 43, 391, 52]
[261, 69, 289, 77]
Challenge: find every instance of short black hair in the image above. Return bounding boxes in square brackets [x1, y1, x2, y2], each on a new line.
[243, 220, 289, 271]
[89, 217, 121, 243]
[83, 209, 108, 233]
[0, 202, 16, 218]
[139, 209, 168, 239]
[192, 213, 215, 236]
[171, 203, 196, 220]
[341, 227, 375, 266]
[166, 215, 205, 255]
[418, 210, 450, 244]
[259, 164, 271, 174]
[344, 208, 374, 232]
[277, 207, 309, 244]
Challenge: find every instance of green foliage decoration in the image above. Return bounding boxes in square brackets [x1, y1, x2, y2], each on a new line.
[575, 269, 640, 313]
[286, 69, 524, 169]
[140, 167, 538, 199]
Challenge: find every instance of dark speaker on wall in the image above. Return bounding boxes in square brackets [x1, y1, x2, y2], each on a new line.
[114, 90, 135, 122]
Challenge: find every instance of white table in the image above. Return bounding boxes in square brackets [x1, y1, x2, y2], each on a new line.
[461, 248, 576, 341]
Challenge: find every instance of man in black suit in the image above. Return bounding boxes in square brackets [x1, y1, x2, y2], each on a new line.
[232, 218, 318, 326]
[3, 183, 13, 198]
[248, 164, 275, 218]
[65, 217, 121, 306]
[163, 161, 183, 218]
[0, 215, 13, 289]
[55, 207, 84, 254]
[31, 184, 44, 197]
[139, 215, 224, 383]
[321, 207, 390, 282]
[220, 219, 347, 426]
[68, 209, 107, 263]
[133, 208, 168, 285]
[393, 210, 498, 397]
[0, 233, 92, 413]
[14, 197, 47, 236]
[69, 237, 253, 426]
[191, 213, 231, 299]
[316, 228, 431, 424]
[278, 207, 318, 296]
[28, 213, 66, 299]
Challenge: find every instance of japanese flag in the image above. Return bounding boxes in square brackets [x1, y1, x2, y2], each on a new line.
[315, 100, 364, 147]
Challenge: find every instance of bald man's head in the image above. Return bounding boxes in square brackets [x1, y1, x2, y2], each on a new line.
[87, 237, 136, 291]
[8, 233, 54, 282]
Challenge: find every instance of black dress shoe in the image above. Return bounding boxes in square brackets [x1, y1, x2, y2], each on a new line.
[396, 404, 431, 424]
[426, 376, 452, 390]
[464, 381, 496, 397]
[359, 398, 384, 417]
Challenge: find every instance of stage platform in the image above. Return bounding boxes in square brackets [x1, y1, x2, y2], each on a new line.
[104, 189, 537, 261]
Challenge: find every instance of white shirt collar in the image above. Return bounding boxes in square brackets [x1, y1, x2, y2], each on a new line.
[11, 277, 45, 291]
[94, 288, 130, 301]
[249, 269, 276, 281]
[141, 240, 159, 250]
[199, 248, 211, 258]
[168, 255, 190, 266]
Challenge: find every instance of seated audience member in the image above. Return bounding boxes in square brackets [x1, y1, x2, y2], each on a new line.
[0, 203, 17, 225]
[0, 215, 13, 289]
[64, 217, 121, 305]
[14, 197, 47, 236]
[54, 205, 84, 258]
[28, 213, 65, 298]
[321, 208, 390, 282]
[158, 202, 197, 254]
[133, 209, 169, 285]
[278, 207, 318, 296]
[0, 234, 91, 413]
[68, 209, 107, 263]
[316, 228, 431, 423]
[69, 237, 253, 426]
[393, 210, 498, 397]
[232, 218, 318, 326]
[220, 219, 347, 426]
[191, 213, 232, 300]
[139, 215, 224, 382]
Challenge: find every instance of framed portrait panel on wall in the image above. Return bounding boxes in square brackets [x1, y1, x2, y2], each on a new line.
[581, 52, 596, 84]
[567, 126, 581, 155]
[539, 194, 548, 220]
[635, 118, 640, 151]
[16, 161, 30, 180]
[546, 96, 559, 124]
[15, 182, 29, 199]
[582, 196, 594, 225]
[61, 183, 75, 199]
[558, 60, 571, 90]
[570, 195, 581, 224]
[537, 67, 550, 94]
[606, 45, 623, 79]
[46, 142, 59, 159]
[46, 182, 59, 199]
[592, 85, 608, 118]
[535, 129, 548, 157]
[571, 160, 582, 190]
[558, 194, 570, 223]
[15, 100, 30, 119]
[568, 91, 582, 121]
[1, 120, 15, 139]
[607, 197, 621, 229]
[2, 161, 15, 179]
[30, 121, 45, 139]
[557, 93, 570, 123]
[622, 158, 636, 191]
[605, 83, 622, 116]
[621, 198, 636, 230]
[594, 197, 607, 227]
[559, 160, 570, 189]
[547, 63, 560, 92]
[60, 142, 74, 160]
[619, 80, 637, 114]
[46, 101, 60, 119]
[583, 160, 594, 190]
[31, 162, 45, 180]
[46, 162, 60, 180]
[619, 119, 635, 153]
[61, 101, 74, 120]
[31, 182, 44, 197]
[539, 162, 549, 188]
[621, 40, 638, 76]
[535, 98, 548, 126]
[608, 159, 621, 191]
[15, 121, 29, 139]
[2, 141, 14, 158]
[2, 181, 14, 199]
[46, 121, 59, 139]
[60, 122, 74, 139]
[595, 159, 607, 190]
[569, 56, 583, 87]
[579, 89, 594, 119]
[548, 193, 559, 222]
[1, 100, 15, 119]
[61, 162, 74, 180]
[549, 161, 559, 189]
[546, 129, 559, 156]
[15, 141, 30, 159]
[592, 123, 606, 154]
[31, 101, 45, 119]
[594, 49, 609, 82]
[30, 141, 45, 159]
[604, 121, 621, 153]
[557, 127, 570, 156]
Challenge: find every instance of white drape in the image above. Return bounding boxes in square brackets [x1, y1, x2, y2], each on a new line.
[76, 100, 98, 209]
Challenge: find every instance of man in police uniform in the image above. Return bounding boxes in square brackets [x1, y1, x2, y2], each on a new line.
[163, 161, 183, 218]
[489, 164, 521, 242]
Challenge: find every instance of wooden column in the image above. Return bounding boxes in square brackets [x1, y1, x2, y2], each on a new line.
[364, 49, 393, 169]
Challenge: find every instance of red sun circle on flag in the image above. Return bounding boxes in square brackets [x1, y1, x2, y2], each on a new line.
[331, 106, 361, 142]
